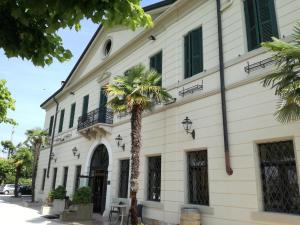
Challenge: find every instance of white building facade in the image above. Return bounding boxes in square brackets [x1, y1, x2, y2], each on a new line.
[37, 0, 300, 224]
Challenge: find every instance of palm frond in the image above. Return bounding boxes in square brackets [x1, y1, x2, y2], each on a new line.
[106, 64, 173, 113]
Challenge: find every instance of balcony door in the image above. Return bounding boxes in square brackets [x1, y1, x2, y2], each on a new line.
[99, 87, 108, 123]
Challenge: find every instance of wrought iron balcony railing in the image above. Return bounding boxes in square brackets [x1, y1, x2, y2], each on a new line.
[77, 107, 113, 130]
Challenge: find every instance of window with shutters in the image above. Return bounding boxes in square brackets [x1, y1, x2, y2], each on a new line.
[41, 169, 47, 191]
[150, 51, 162, 86]
[82, 95, 89, 116]
[187, 150, 209, 205]
[69, 103, 76, 128]
[119, 159, 130, 198]
[258, 141, 300, 214]
[184, 27, 203, 79]
[52, 168, 57, 190]
[148, 156, 161, 202]
[74, 165, 81, 191]
[62, 167, 68, 188]
[244, 0, 278, 51]
[48, 115, 54, 136]
[58, 109, 65, 133]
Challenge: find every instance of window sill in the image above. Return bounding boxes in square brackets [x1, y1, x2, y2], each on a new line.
[141, 201, 164, 210]
[251, 211, 300, 225]
[181, 204, 214, 215]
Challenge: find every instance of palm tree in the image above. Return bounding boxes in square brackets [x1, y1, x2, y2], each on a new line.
[262, 22, 300, 123]
[105, 64, 172, 225]
[11, 146, 32, 197]
[25, 128, 48, 202]
[1, 140, 16, 158]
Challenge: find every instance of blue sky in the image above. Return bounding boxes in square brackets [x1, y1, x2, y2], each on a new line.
[0, 0, 159, 154]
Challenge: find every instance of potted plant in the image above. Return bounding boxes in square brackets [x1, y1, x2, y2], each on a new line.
[52, 186, 67, 214]
[61, 187, 93, 221]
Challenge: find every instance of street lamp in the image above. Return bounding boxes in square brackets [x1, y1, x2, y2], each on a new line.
[72, 147, 80, 159]
[115, 134, 125, 151]
[182, 116, 195, 139]
[50, 152, 57, 162]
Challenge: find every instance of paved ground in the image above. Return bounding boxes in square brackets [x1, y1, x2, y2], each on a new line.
[0, 195, 107, 225]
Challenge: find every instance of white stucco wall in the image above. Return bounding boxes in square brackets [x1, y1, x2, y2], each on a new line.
[37, 0, 300, 224]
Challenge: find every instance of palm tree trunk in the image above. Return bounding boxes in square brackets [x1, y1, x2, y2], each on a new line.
[130, 105, 142, 225]
[14, 166, 21, 197]
[31, 143, 41, 202]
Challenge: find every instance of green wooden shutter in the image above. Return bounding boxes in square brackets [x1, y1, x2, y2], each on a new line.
[184, 34, 191, 78]
[58, 109, 65, 133]
[244, 0, 278, 51]
[257, 0, 278, 42]
[69, 103, 76, 128]
[244, 0, 260, 50]
[82, 95, 89, 116]
[48, 115, 54, 136]
[191, 27, 203, 76]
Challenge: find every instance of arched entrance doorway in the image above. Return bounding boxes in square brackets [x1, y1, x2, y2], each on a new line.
[89, 144, 109, 214]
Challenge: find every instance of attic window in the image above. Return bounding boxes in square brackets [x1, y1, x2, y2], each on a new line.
[103, 39, 112, 56]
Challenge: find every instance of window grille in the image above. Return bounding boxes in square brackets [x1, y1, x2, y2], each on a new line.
[187, 150, 209, 205]
[41, 169, 47, 191]
[258, 141, 300, 214]
[63, 167, 68, 188]
[148, 156, 161, 201]
[119, 159, 130, 198]
[74, 165, 81, 191]
[52, 168, 57, 190]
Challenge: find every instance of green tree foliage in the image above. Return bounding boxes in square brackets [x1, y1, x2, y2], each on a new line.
[0, 80, 16, 125]
[0, 0, 152, 66]
[0, 158, 14, 184]
[262, 22, 300, 123]
[105, 64, 172, 225]
[25, 128, 48, 202]
[11, 145, 33, 197]
[1, 140, 16, 158]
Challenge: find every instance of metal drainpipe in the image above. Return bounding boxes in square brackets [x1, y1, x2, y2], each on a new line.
[216, 0, 233, 175]
[47, 97, 59, 178]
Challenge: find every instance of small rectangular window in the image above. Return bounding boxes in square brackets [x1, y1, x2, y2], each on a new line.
[41, 169, 47, 191]
[69, 103, 76, 128]
[48, 115, 54, 136]
[52, 168, 57, 190]
[82, 95, 89, 116]
[74, 165, 81, 191]
[150, 51, 163, 86]
[244, 0, 278, 51]
[187, 150, 209, 205]
[184, 27, 203, 78]
[58, 109, 65, 133]
[63, 167, 68, 188]
[148, 156, 161, 202]
[119, 159, 130, 198]
[258, 140, 300, 214]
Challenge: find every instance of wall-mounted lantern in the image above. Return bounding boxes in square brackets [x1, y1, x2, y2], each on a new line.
[182, 116, 195, 139]
[72, 147, 80, 159]
[50, 152, 57, 162]
[115, 134, 125, 151]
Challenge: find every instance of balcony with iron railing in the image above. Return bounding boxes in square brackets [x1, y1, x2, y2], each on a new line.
[77, 107, 113, 139]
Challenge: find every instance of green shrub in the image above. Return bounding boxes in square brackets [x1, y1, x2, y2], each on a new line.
[52, 186, 66, 199]
[72, 186, 92, 204]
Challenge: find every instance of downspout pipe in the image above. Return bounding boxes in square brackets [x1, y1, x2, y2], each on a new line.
[47, 97, 59, 178]
[216, 0, 233, 175]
